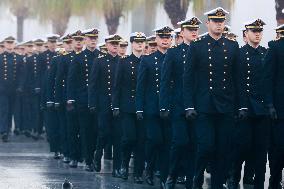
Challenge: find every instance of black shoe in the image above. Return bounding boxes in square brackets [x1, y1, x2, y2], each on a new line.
[145, 175, 154, 186]
[24, 130, 31, 138]
[14, 129, 20, 136]
[177, 176, 186, 184]
[63, 157, 71, 164]
[2, 133, 9, 142]
[155, 170, 161, 178]
[62, 179, 73, 189]
[160, 181, 166, 189]
[165, 178, 175, 189]
[69, 160, 78, 168]
[85, 164, 94, 172]
[93, 159, 101, 172]
[134, 176, 143, 184]
[243, 177, 254, 185]
[120, 168, 128, 180]
[227, 179, 238, 189]
[112, 169, 122, 178]
[54, 152, 61, 159]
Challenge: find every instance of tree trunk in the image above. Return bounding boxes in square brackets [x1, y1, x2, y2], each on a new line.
[164, 0, 190, 28]
[17, 15, 24, 42]
[275, 0, 284, 25]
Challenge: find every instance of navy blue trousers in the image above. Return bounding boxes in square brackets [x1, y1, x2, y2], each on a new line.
[194, 113, 234, 189]
[231, 116, 269, 189]
[145, 114, 171, 182]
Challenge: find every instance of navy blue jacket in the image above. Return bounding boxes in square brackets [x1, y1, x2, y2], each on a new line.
[183, 34, 240, 114]
[39, 50, 57, 107]
[160, 43, 189, 116]
[54, 51, 74, 105]
[113, 53, 141, 113]
[263, 37, 284, 118]
[67, 49, 100, 108]
[136, 50, 166, 115]
[0, 52, 23, 95]
[238, 44, 268, 116]
[23, 54, 42, 95]
[46, 55, 60, 103]
[88, 53, 119, 113]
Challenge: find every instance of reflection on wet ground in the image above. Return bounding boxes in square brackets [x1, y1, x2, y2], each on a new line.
[0, 135, 276, 189]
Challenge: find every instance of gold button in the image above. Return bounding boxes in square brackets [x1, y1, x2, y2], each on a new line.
[247, 77, 250, 80]
[247, 84, 250, 86]
[157, 91, 159, 93]
[208, 49, 211, 52]
[247, 58, 250, 60]
[209, 57, 212, 59]
[108, 70, 110, 72]
[155, 62, 157, 65]
[210, 79, 212, 81]
[224, 72, 226, 74]
[223, 86, 226, 89]
[210, 72, 212, 75]
[223, 79, 226, 81]
[209, 64, 212, 67]
[210, 87, 213, 90]
[225, 57, 227, 59]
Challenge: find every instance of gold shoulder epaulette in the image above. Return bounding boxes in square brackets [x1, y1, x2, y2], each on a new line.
[75, 51, 82, 55]
[171, 45, 177, 48]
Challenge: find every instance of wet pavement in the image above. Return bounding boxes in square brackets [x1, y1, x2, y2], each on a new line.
[0, 134, 279, 189]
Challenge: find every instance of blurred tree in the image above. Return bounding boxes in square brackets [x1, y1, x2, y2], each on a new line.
[275, 0, 284, 25]
[163, 0, 190, 28]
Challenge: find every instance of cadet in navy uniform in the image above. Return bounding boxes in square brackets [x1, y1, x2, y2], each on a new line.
[145, 35, 157, 55]
[39, 34, 59, 135]
[183, 8, 240, 189]
[64, 30, 84, 168]
[229, 19, 269, 189]
[13, 42, 26, 136]
[67, 29, 100, 171]
[112, 32, 146, 181]
[135, 26, 173, 187]
[83, 28, 101, 165]
[54, 34, 74, 164]
[22, 41, 41, 138]
[264, 24, 284, 189]
[40, 34, 60, 158]
[0, 36, 23, 142]
[88, 34, 122, 174]
[160, 17, 201, 189]
[173, 28, 183, 45]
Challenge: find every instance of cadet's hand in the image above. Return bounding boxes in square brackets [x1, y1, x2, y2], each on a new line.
[113, 109, 120, 117]
[185, 109, 198, 120]
[54, 103, 61, 109]
[46, 102, 54, 109]
[268, 106, 277, 120]
[34, 88, 41, 94]
[160, 110, 169, 119]
[238, 109, 248, 120]
[89, 107, 96, 114]
[66, 102, 75, 112]
[136, 112, 143, 120]
[40, 105, 46, 111]
[16, 87, 23, 94]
